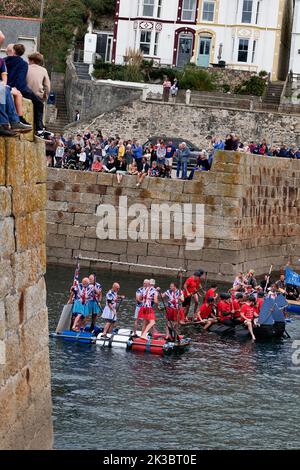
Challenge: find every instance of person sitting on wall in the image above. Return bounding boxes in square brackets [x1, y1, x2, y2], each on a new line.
[136, 157, 150, 187]
[26, 52, 51, 132]
[91, 156, 103, 172]
[148, 160, 160, 177]
[5, 44, 50, 135]
[188, 151, 211, 180]
[116, 155, 128, 184]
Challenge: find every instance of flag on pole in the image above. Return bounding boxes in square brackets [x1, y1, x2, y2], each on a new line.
[285, 267, 300, 287]
[73, 259, 80, 287]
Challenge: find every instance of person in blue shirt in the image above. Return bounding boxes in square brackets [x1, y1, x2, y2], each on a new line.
[132, 141, 143, 171]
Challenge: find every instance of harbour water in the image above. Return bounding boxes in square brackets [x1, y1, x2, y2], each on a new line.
[47, 266, 300, 450]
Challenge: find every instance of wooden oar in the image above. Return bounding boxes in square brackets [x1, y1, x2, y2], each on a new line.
[264, 265, 273, 293]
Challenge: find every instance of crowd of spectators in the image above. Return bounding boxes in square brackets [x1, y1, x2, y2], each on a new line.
[45, 130, 211, 182]
[45, 129, 300, 182]
[0, 29, 50, 137]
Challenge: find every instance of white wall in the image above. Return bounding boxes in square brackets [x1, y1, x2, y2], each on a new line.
[290, 0, 300, 74]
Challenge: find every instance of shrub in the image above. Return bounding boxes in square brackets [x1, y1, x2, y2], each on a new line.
[235, 75, 267, 96]
[179, 66, 216, 91]
[222, 83, 231, 93]
[147, 67, 178, 83]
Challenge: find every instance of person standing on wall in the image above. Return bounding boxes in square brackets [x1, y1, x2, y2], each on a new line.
[176, 142, 191, 180]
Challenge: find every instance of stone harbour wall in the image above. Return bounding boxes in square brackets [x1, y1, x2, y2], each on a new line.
[0, 128, 53, 449]
[67, 99, 300, 148]
[46, 151, 300, 282]
[65, 55, 143, 122]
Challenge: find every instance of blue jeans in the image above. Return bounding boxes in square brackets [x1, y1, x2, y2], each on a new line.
[0, 85, 19, 125]
[176, 160, 188, 179]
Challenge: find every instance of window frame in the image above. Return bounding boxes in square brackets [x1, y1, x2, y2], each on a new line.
[143, 0, 155, 17]
[251, 40, 257, 63]
[154, 31, 160, 56]
[237, 38, 249, 63]
[202, 0, 215, 22]
[241, 0, 253, 24]
[139, 30, 152, 55]
[181, 0, 197, 23]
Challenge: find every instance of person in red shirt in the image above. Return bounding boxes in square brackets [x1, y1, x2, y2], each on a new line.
[204, 284, 218, 303]
[232, 292, 244, 324]
[256, 291, 265, 316]
[195, 296, 217, 330]
[240, 295, 259, 341]
[182, 270, 204, 321]
[217, 293, 234, 326]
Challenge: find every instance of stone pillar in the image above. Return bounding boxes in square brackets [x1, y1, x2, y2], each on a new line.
[0, 124, 53, 449]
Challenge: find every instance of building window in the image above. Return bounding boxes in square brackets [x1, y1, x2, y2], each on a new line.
[157, 0, 163, 18]
[238, 39, 249, 62]
[140, 31, 152, 55]
[251, 40, 256, 63]
[154, 32, 160, 56]
[202, 1, 215, 22]
[181, 0, 197, 22]
[143, 0, 155, 17]
[242, 0, 253, 24]
[255, 1, 260, 24]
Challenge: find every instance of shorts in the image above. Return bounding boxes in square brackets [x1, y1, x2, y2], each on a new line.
[182, 297, 191, 307]
[165, 158, 173, 167]
[166, 307, 184, 322]
[138, 306, 156, 321]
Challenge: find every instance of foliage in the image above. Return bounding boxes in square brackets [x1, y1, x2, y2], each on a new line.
[1, 0, 116, 72]
[258, 70, 269, 78]
[234, 75, 267, 96]
[179, 66, 216, 91]
[82, 0, 115, 16]
[146, 67, 178, 83]
[0, 0, 40, 17]
[221, 83, 231, 93]
[40, 0, 88, 73]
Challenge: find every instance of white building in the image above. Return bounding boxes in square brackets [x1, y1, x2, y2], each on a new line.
[113, 0, 293, 80]
[289, 0, 300, 74]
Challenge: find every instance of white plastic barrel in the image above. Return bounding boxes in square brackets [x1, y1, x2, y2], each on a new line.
[96, 334, 129, 349]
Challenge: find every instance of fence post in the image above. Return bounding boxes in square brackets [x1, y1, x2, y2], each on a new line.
[186, 89, 191, 105]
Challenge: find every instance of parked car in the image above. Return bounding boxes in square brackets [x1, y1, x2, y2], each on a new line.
[143, 136, 200, 169]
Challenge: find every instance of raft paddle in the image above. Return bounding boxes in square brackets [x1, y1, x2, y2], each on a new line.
[56, 257, 80, 334]
[264, 265, 273, 293]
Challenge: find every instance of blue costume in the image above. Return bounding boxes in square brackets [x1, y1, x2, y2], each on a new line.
[73, 284, 93, 317]
[88, 282, 102, 315]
